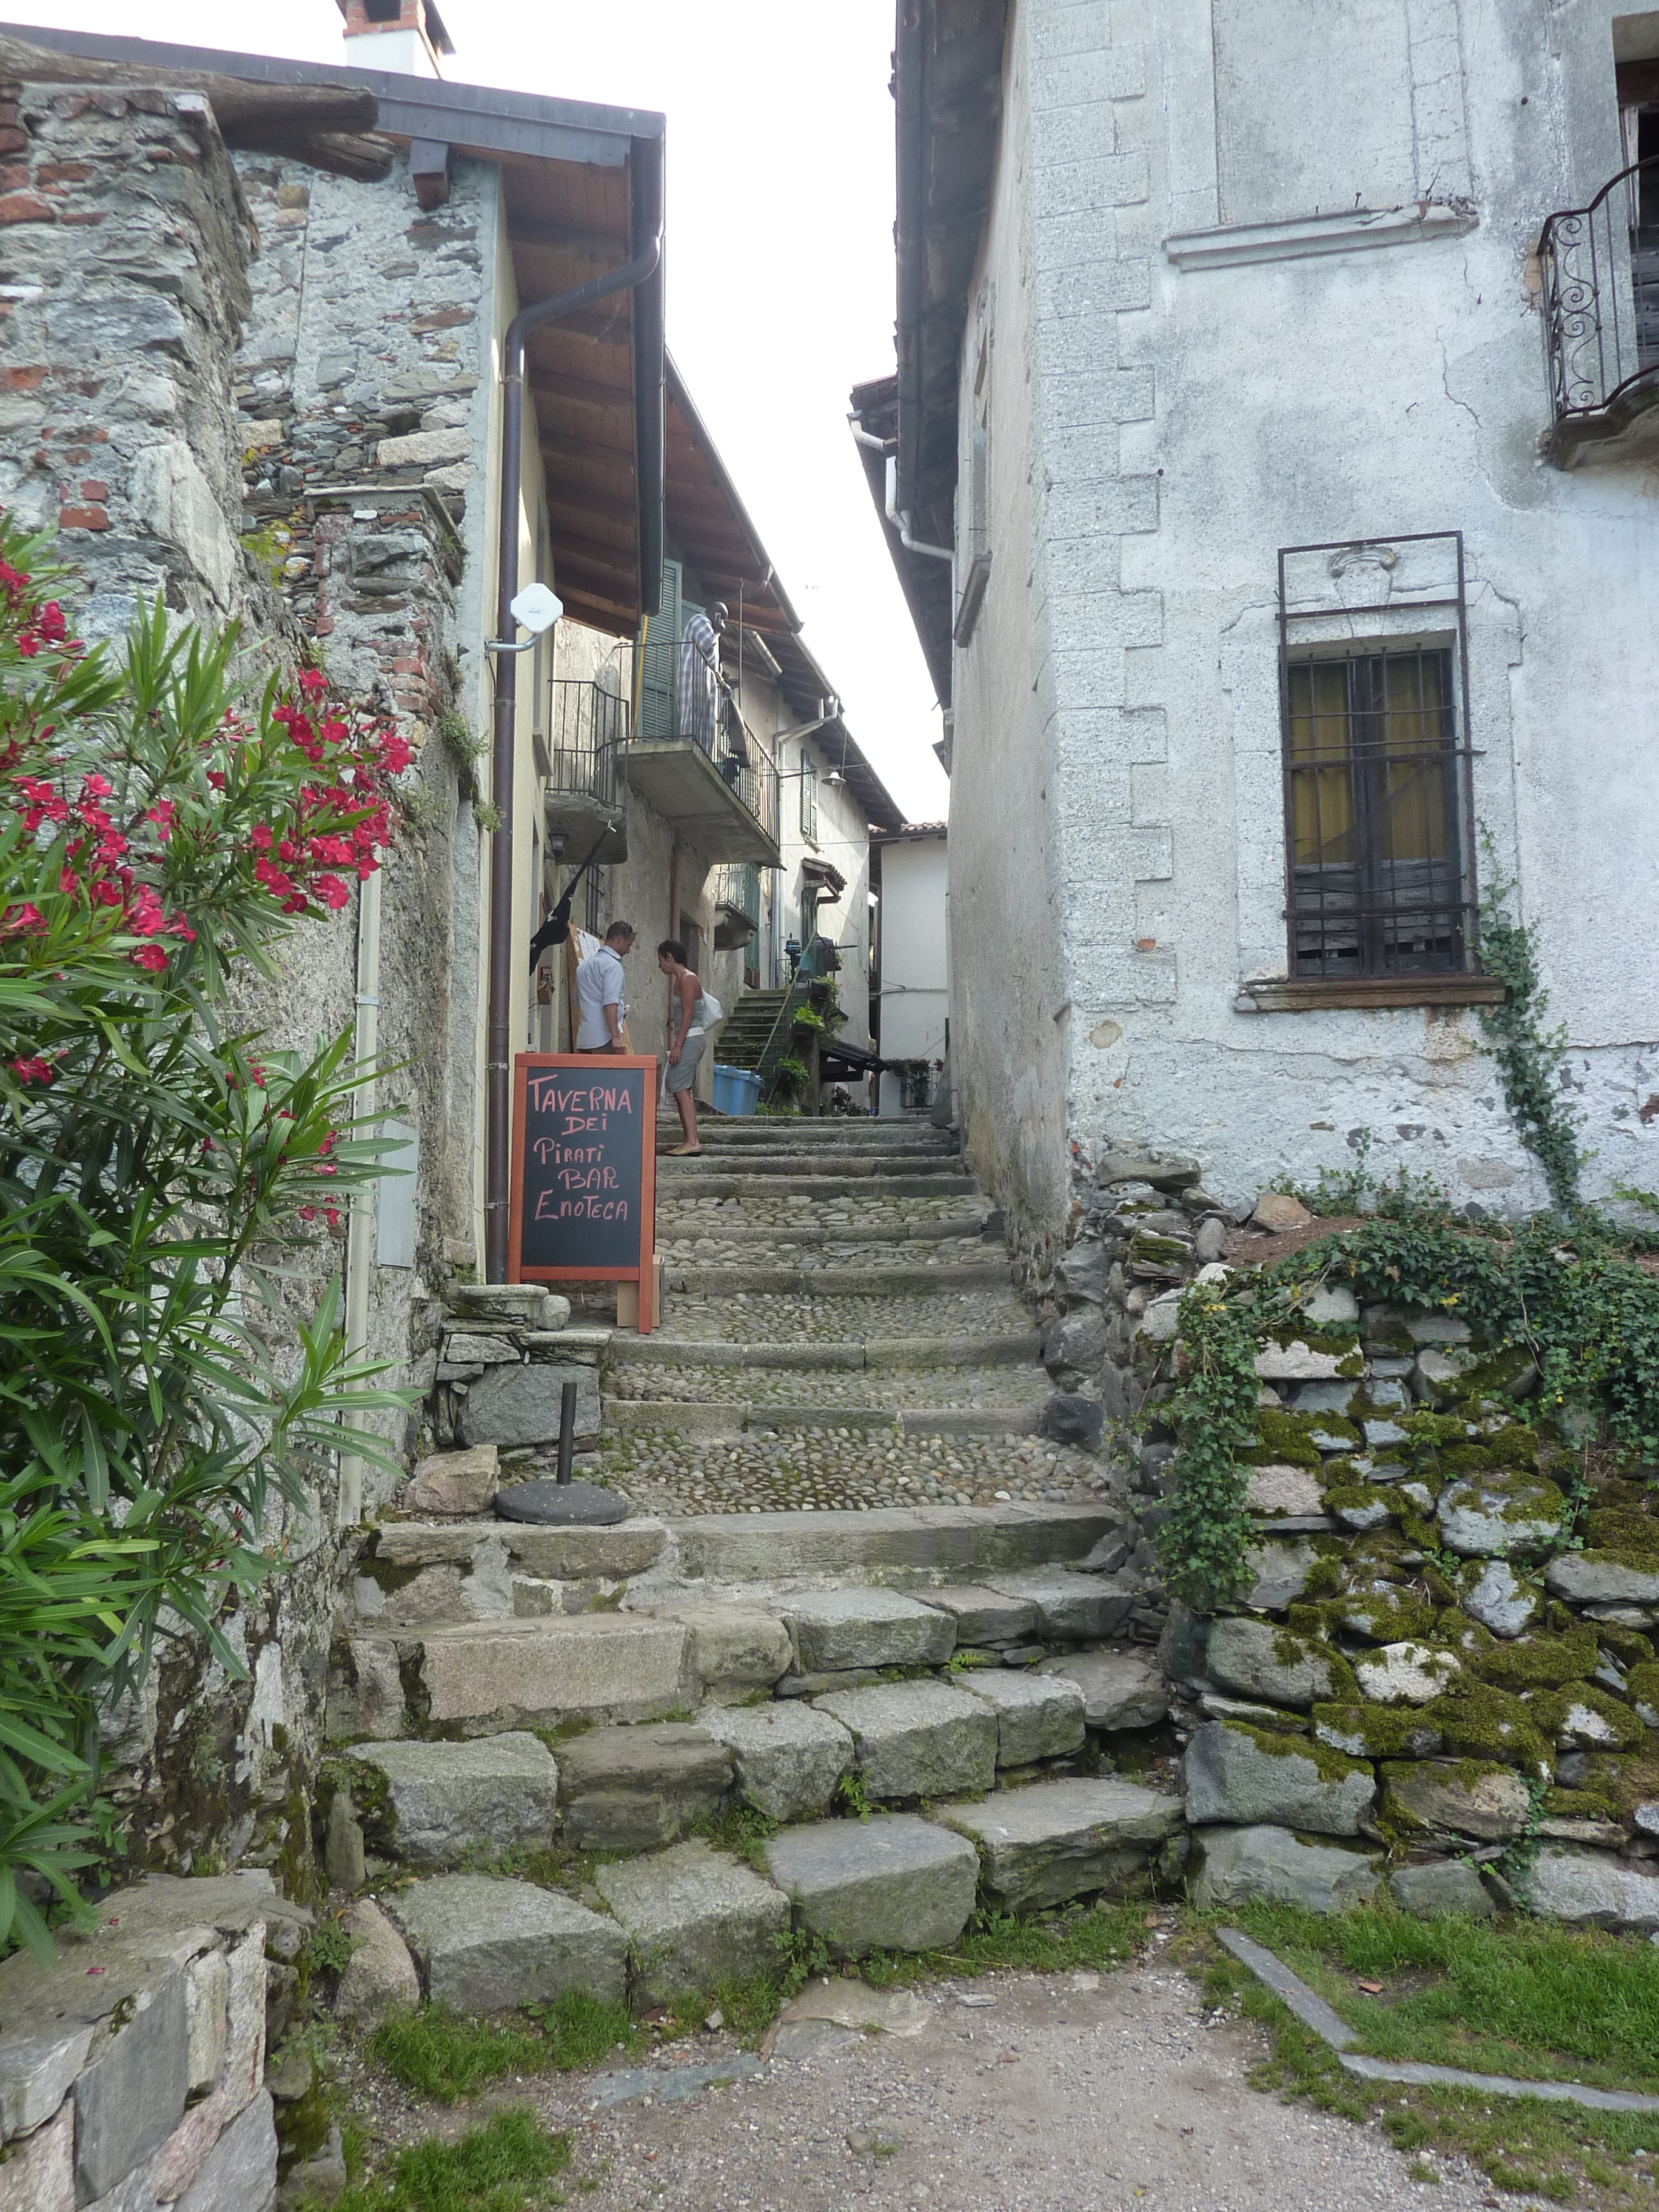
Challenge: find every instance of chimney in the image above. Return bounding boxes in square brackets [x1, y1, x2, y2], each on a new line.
[337, 0, 454, 79]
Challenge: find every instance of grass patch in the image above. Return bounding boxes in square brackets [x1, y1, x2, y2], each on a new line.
[859, 1898, 1153, 1987]
[320, 2106, 570, 2212]
[1185, 1911, 1659, 2211]
[688, 1800, 779, 1872]
[368, 2007, 549, 2105]
[1217, 1899, 1659, 2093]
[534, 1988, 641, 2072]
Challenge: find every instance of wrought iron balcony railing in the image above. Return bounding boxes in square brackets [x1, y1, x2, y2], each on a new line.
[1539, 155, 1659, 438]
[632, 694, 780, 853]
[546, 678, 626, 811]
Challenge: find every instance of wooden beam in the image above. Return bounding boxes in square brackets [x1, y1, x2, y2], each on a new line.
[506, 215, 632, 261]
[526, 372, 637, 420]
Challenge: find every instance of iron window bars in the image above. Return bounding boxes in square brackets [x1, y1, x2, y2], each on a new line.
[1539, 154, 1659, 428]
[1277, 532, 1478, 980]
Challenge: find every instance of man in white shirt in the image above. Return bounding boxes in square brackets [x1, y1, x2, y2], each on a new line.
[574, 920, 634, 1052]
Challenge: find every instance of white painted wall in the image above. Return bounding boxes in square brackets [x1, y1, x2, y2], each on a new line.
[875, 831, 950, 1116]
[947, 0, 1659, 1272]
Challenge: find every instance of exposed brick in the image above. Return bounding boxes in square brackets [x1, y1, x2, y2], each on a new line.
[60, 210, 109, 226]
[0, 164, 27, 190]
[38, 161, 93, 186]
[1, 365, 46, 389]
[79, 478, 108, 499]
[0, 192, 52, 224]
[0, 126, 26, 154]
[57, 504, 109, 530]
[410, 305, 472, 333]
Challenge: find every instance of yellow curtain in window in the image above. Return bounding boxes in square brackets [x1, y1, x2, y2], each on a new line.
[1376, 653, 1449, 866]
[1287, 661, 1353, 866]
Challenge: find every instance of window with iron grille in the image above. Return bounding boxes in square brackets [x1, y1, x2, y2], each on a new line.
[1278, 532, 1477, 984]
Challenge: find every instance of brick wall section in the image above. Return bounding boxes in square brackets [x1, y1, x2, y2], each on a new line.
[0, 82, 253, 631]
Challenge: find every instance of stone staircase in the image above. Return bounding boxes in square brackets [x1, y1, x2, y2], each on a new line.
[606, 1117, 1106, 1514]
[703, 987, 788, 1073]
[324, 1122, 1179, 2017]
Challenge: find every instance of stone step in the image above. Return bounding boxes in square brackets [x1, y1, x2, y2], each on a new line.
[558, 1722, 734, 1851]
[660, 1155, 962, 1184]
[812, 1680, 998, 1799]
[665, 1262, 1009, 1295]
[602, 1395, 1047, 1436]
[652, 1173, 979, 1201]
[330, 1614, 692, 1739]
[594, 1842, 791, 2006]
[386, 1874, 626, 2013]
[939, 1777, 1186, 1911]
[692, 1121, 955, 1145]
[691, 1131, 959, 1155]
[763, 1813, 978, 1959]
[606, 1331, 1041, 1372]
[663, 1501, 1125, 1583]
[656, 1215, 990, 1250]
[339, 1733, 561, 1868]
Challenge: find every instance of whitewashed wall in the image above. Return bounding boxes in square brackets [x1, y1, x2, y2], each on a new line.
[876, 833, 950, 1116]
[948, 0, 1659, 1267]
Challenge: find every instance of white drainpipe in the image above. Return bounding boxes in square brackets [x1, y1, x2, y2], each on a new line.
[338, 864, 383, 1530]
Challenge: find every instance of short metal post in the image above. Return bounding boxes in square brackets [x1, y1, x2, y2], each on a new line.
[556, 1379, 577, 1486]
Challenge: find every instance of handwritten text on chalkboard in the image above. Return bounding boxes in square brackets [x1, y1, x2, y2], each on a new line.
[511, 1057, 656, 1286]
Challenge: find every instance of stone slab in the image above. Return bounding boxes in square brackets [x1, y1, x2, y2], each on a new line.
[943, 1779, 1184, 1910]
[783, 1589, 954, 1672]
[505, 1521, 667, 1578]
[1193, 1825, 1382, 1914]
[0, 2097, 72, 2212]
[558, 1724, 732, 1852]
[652, 1603, 793, 1695]
[175, 2086, 276, 2212]
[960, 1669, 1085, 1766]
[813, 1681, 997, 1800]
[1384, 1760, 1530, 1842]
[919, 1586, 1038, 1645]
[1182, 1720, 1375, 1836]
[595, 1842, 789, 2005]
[347, 1733, 560, 1866]
[332, 1899, 420, 2028]
[409, 1617, 689, 1729]
[73, 1970, 189, 2200]
[407, 1444, 499, 1516]
[764, 1815, 977, 1957]
[666, 1504, 1122, 1584]
[1524, 1848, 1659, 1928]
[699, 1701, 853, 1822]
[1036, 1649, 1169, 1731]
[460, 1363, 601, 1450]
[1389, 1859, 1498, 1918]
[984, 1570, 1134, 1642]
[389, 1875, 626, 2011]
[1205, 1617, 1345, 1709]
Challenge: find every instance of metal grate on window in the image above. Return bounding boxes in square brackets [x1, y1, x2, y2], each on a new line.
[1278, 534, 1478, 980]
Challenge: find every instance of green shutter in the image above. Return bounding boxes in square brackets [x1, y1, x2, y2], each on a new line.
[635, 557, 682, 737]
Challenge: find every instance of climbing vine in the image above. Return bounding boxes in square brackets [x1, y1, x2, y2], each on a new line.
[1475, 863, 1584, 1215]
[1155, 1278, 1287, 1613]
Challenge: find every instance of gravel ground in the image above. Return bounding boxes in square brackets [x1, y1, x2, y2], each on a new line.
[659, 1195, 985, 1233]
[337, 1962, 1516, 2212]
[660, 1287, 1033, 1342]
[603, 1361, 1056, 1410]
[591, 1426, 1123, 1513]
[661, 1235, 994, 1267]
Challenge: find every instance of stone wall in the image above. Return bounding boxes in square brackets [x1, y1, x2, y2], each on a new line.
[1047, 1136, 1659, 1925]
[0, 1871, 310, 2212]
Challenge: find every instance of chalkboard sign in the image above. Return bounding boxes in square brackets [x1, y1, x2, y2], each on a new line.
[509, 1054, 657, 1328]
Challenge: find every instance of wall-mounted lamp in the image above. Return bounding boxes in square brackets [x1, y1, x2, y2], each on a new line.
[485, 581, 563, 656]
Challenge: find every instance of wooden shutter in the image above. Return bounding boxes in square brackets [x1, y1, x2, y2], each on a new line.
[635, 557, 682, 737]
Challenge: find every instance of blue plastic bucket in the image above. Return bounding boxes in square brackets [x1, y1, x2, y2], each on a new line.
[712, 1063, 762, 1117]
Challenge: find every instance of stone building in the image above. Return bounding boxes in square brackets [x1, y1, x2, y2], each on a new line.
[0, 7, 677, 1871]
[545, 358, 902, 1082]
[858, 0, 1659, 1281]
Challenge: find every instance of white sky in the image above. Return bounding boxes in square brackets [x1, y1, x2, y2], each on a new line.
[18, 0, 948, 821]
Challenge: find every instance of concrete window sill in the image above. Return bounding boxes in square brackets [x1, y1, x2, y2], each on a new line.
[1235, 975, 1506, 1014]
[1165, 200, 1478, 271]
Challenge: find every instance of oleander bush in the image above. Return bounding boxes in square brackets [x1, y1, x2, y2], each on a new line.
[0, 518, 408, 1956]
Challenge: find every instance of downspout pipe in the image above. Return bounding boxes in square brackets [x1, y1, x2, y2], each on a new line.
[339, 862, 382, 1530]
[484, 135, 664, 1282]
[884, 454, 953, 564]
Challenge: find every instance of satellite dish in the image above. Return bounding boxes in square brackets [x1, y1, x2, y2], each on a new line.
[510, 581, 563, 635]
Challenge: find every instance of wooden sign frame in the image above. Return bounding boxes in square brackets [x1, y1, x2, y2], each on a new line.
[508, 1053, 657, 1332]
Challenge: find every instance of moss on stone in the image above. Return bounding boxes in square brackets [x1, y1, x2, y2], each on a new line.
[1530, 1682, 1647, 1752]
[1472, 1626, 1598, 1692]
[1578, 1747, 1659, 1820]
[1302, 1556, 1346, 1600]
[1583, 1509, 1659, 1559]
[1422, 1680, 1552, 1776]
[1624, 1661, 1659, 1718]
[1597, 1624, 1655, 1669]
[1324, 1483, 1400, 1529]
[1309, 1701, 1442, 1758]
[1226, 1717, 1374, 1786]
[1327, 1588, 1436, 1645]
[1242, 1407, 1323, 1470]
[1543, 1783, 1623, 1822]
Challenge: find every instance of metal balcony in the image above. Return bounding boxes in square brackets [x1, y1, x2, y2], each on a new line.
[1540, 155, 1659, 463]
[621, 705, 781, 867]
[543, 679, 628, 863]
